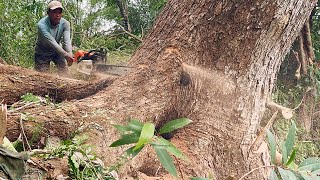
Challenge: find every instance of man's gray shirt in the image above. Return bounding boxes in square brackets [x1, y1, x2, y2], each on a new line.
[35, 16, 72, 57]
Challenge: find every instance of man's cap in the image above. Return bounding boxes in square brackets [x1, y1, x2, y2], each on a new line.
[48, 1, 63, 10]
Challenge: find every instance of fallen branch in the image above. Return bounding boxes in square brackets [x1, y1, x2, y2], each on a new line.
[29, 149, 52, 156]
[120, 26, 143, 42]
[8, 101, 39, 113]
[20, 114, 32, 150]
[238, 165, 276, 180]
[248, 111, 278, 153]
[0, 64, 117, 104]
[267, 100, 293, 119]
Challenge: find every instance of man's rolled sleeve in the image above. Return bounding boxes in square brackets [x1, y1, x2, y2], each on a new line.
[62, 21, 72, 54]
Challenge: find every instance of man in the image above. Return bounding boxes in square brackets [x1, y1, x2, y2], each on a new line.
[34, 0, 73, 74]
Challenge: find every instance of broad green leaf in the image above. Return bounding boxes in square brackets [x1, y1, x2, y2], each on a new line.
[2, 137, 17, 153]
[311, 169, 320, 176]
[285, 148, 297, 167]
[278, 167, 297, 180]
[284, 121, 296, 156]
[266, 130, 276, 164]
[298, 157, 320, 171]
[128, 119, 144, 133]
[282, 141, 288, 164]
[299, 157, 320, 167]
[109, 135, 139, 147]
[121, 133, 140, 140]
[154, 137, 188, 161]
[126, 146, 144, 157]
[112, 124, 128, 132]
[158, 118, 192, 134]
[133, 123, 155, 151]
[153, 145, 177, 177]
[300, 172, 317, 180]
[268, 170, 279, 180]
[190, 178, 210, 180]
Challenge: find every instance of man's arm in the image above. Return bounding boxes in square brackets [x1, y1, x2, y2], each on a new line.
[62, 21, 74, 65]
[62, 21, 72, 54]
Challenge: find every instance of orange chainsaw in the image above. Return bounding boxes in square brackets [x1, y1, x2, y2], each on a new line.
[72, 48, 132, 75]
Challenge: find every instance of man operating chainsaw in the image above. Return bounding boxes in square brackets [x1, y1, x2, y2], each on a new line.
[34, 0, 73, 75]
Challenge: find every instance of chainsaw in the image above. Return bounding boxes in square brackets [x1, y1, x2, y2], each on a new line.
[71, 48, 133, 76]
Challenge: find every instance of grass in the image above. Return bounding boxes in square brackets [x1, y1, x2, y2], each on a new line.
[107, 50, 132, 65]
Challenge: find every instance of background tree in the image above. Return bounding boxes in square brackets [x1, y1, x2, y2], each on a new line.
[0, 1, 44, 66]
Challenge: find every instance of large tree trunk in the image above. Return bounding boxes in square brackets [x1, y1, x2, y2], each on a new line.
[1, 0, 317, 179]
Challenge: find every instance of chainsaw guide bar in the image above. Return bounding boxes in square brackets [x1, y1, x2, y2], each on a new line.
[95, 64, 134, 76]
[72, 48, 134, 76]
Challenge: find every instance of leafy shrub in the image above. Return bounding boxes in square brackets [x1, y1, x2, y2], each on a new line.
[267, 121, 320, 180]
[110, 118, 192, 178]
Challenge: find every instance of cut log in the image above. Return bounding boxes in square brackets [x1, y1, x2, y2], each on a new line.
[0, 64, 117, 104]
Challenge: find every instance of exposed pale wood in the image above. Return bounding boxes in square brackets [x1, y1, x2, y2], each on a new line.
[267, 101, 293, 119]
[0, 104, 7, 144]
[248, 111, 279, 153]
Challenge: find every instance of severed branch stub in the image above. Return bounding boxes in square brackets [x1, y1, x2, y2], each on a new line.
[266, 100, 293, 119]
[0, 104, 7, 144]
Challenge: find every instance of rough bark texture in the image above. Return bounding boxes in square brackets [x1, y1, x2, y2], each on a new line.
[2, 0, 317, 179]
[0, 64, 116, 104]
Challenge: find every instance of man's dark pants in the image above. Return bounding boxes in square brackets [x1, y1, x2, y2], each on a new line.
[34, 53, 67, 74]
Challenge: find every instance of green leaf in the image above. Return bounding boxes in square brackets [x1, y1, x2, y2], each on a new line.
[281, 141, 288, 164]
[112, 124, 128, 132]
[2, 137, 17, 153]
[300, 172, 317, 180]
[298, 157, 320, 172]
[133, 123, 155, 151]
[153, 145, 177, 177]
[311, 169, 320, 176]
[285, 148, 297, 167]
[284, 121, 296, 156]
[158, 118, 192, 134]
[190, 178, 211, 180]
[269, 170, 279, 180]
[69, 155, 79, 173]
[154, 137, 188, 161]
[128, 119, 143, 133]
[266, 129, 276, 164]
[126, 146, 144, 157]
[278, 167, 297, 180]
[109, 135, 139, 147]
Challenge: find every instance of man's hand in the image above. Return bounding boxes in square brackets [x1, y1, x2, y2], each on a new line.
[65, 53, 74, 66]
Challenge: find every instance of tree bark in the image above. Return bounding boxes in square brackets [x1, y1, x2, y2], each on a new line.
[1, 0, 317, 179]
